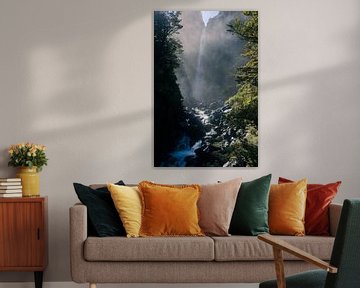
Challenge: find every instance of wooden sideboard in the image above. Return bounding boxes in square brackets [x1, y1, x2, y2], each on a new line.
[0, 197, 47, 288]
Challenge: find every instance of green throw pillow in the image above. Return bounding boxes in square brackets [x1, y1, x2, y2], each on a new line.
[229, 174, 272, 236]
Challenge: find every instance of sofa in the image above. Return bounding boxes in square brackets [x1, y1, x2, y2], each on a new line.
[70, 201, 342, 287]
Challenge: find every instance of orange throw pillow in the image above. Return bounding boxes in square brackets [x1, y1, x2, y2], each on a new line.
[279, 177, 341, 236]
[269, 179, 307, 236]
[138, 181, 204, 236]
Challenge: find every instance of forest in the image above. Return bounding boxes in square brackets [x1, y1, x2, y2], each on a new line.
[154, 11, 258, 167]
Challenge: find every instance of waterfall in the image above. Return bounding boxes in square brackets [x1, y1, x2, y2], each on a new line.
[192, 29, 206, 101]
[168, 135, 202, 167]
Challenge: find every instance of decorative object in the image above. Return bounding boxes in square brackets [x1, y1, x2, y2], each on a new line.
[269, 179, 307, 236]
[8, 143, 48, 197]
[279, 177, 341, 235]
[154, 11, 258, 167]
[16, 167, 39, 197]
[107, 183, 142, 238]
[198, 177, 242, 236]
[73, 181, 126, 237]
[229, 174, 272, 236]
[138, 181, 203, 236]
[0, 178, 22, 197]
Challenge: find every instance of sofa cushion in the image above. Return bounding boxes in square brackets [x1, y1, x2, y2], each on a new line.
[84, 236, 214, 261]
[198, 178, 242, 236]
[108, 184, 142, 238]
[229, 174, 271, 236]
[139, 181, 203, 237]
[279, 177, 341, 236]
[73, 181, 126, 237]
[269, 179, 307, 236]
[212, 236, 334, 261]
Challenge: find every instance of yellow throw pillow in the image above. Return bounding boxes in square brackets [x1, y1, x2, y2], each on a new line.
[107, 183, 142, 238]
[269, 179, 307, 236]
[138, 181, 204, 237]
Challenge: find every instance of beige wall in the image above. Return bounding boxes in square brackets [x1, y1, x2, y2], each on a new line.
[0, 0, 359, 282]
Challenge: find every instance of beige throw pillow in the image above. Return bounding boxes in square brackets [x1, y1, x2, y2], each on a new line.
[198, 178, 242, 236]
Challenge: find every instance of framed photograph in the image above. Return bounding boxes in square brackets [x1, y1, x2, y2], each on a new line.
[154, 11, 258, 167]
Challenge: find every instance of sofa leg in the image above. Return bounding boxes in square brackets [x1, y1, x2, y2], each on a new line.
[89, 283, 96, 288]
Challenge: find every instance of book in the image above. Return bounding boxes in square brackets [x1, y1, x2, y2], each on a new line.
[0, 182, 22, 186]
[0, 178, 21, 182]
[0, 189, 22, 193]
[0, 193, 22, 198]
[0, 185, 22, 190]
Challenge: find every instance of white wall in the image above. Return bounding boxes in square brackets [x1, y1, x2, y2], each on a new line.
[0, 0, 359, 282]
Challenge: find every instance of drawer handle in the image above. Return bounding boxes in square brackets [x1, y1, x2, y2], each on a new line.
[37, 228, 40, 240]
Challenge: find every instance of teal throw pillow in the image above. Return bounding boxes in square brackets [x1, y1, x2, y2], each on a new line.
[229, 174, 272, 236]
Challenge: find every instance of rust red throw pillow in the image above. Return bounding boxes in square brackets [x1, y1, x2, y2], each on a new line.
[278, 177, 341, 236]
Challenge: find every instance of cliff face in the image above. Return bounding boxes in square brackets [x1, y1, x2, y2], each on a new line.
[177, 11, 246, 107]
[176, 11, 204, 106]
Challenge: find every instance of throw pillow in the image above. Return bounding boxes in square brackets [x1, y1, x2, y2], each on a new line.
[198, 178, 242, 236]
[229, 174, 272, 236]
[138, 181, 203, 237]
[279, 177, 341, 236]
[73, 181, 126, 237]
[107, 183, 142, 238]
[269, 179, 307, 236]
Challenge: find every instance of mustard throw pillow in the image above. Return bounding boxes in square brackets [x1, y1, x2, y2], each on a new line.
[138, 181, 204, 237]
[269, 179, 307, 236]
[107, 183, 142, 237]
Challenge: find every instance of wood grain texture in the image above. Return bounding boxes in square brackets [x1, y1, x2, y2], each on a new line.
[273, 247, 286, 288]
[0, 197, 47, 271]
[258, 234, 337, 273]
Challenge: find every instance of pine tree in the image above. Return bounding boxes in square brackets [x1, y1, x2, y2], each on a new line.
[154, 11, 186, 166]
[225, 11, 258, 166]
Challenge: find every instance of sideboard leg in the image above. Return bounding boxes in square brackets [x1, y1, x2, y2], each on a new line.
[34, 271, 43, 288]
[90, 283, 97, 288]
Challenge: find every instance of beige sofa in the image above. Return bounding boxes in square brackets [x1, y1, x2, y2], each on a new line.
[70, 203, 342, 288]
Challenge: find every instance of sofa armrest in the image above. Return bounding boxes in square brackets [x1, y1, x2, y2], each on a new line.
[329, 203, 342, 237]
[69, 203, 88, 283]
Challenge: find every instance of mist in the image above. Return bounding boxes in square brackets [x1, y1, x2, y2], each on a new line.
[176, 11, 246, 107]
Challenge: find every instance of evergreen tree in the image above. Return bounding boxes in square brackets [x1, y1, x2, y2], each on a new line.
[225, 11, 258, 166]
[154, 11, 185, 166]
